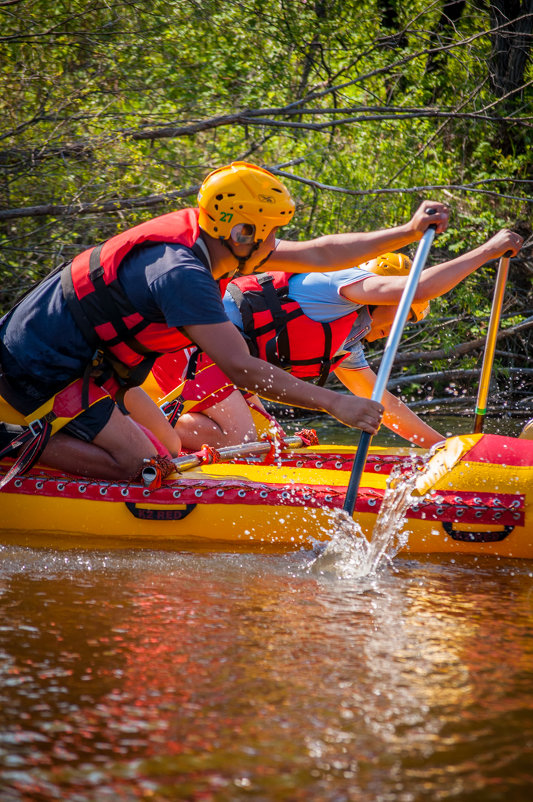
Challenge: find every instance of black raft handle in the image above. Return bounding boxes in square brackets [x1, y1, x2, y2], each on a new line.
[125, 502, 196, 521]
[442, 522, 514, 543]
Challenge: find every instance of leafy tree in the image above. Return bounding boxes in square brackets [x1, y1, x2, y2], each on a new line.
[1, 0, 531, 410]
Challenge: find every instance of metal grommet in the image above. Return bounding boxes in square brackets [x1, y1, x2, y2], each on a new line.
[173, 490, 181, 499]
[216, 489, 225, 497]
[195, 489, 204, 497]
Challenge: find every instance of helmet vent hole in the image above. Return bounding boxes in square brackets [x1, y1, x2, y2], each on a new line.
[272, 188, 282, 194]
[215, 194, 223, 201]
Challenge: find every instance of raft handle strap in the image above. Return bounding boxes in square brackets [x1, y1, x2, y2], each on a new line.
[442, 521, 514, 542]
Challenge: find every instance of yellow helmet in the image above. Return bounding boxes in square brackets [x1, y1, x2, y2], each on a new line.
[364, 252, 430, 322]
[197, 161, 295, 243]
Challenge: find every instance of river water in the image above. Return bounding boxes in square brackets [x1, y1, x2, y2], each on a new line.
[1, 414, 532, 801]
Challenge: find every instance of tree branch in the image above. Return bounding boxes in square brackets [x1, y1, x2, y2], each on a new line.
[368, 317, 533, 368]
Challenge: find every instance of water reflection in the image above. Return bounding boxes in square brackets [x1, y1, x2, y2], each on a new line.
[1, 548, 532, 800]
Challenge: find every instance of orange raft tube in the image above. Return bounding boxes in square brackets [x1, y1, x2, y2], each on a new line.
[1, 433, 532, 557]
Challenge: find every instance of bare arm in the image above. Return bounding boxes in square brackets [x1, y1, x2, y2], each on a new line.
[340, 229, 524, 306]
[185, 321, 383, 434]
[335, 365, 443, 448]
[267, 201, 450, 273]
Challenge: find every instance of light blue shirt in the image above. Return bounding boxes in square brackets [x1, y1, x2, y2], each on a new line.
[224, 267, 374, 371]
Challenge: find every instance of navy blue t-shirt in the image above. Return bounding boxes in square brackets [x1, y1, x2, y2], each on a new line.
[0, 242, 228, 390]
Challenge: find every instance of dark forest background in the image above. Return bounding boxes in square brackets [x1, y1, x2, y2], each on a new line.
[1, 0, 532, 415]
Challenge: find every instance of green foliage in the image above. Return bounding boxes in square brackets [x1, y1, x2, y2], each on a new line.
[0, 0, 531, 399]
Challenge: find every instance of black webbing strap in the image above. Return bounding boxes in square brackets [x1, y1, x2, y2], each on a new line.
[61, 260, 99, 350]
[316, 322, 332, 386]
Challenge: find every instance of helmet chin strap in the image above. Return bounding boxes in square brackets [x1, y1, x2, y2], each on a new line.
[222, 238, 259, 274]
[221, 238, 274, 275]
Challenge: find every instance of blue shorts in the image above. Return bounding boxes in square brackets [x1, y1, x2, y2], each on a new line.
[0, 349, 116, 443]
[62, 397, 115, 441]
[336, 341, 368, 371]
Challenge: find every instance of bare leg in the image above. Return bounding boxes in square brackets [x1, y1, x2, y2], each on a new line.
[335, 365, 443, 447]
[40, 405, 158, 480]
[174, 390, 257, 450]
[123, 386, 181, 456]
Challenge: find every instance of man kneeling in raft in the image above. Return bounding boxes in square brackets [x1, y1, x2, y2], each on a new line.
[0, 162, 450, 481]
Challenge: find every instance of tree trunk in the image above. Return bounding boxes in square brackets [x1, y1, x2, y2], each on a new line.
[489, 0, 533, 100]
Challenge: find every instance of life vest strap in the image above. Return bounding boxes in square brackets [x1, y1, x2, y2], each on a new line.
[0, 419, 53, 490]
[227, 272, 351, 384]
[0, 376, 111, 486]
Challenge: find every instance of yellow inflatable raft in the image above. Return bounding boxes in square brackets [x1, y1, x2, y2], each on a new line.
[1, 433, 532, 557]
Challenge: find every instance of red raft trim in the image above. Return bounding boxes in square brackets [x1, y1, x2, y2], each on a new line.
[231, 451, 425, 475]
[462, 433, 533, 468]
[2, 468, 525, 527]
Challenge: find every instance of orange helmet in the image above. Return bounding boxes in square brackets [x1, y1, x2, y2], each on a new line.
[197, 161, 295, 243]
[364, 252, 430, 322]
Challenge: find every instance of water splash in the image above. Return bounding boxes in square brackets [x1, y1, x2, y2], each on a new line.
[308, 467, 418, 580]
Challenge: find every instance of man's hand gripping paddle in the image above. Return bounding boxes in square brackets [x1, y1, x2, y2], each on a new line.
[343, 217, 438, 515]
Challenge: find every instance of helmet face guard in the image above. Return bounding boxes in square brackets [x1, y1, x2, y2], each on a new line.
[197, 161, 295, 243]
[365, 252, 430, 322]
[230, 222, 256, 245]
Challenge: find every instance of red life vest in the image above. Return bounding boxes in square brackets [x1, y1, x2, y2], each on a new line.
[226, 272, 359, 384]
[61, 208, 214, 390]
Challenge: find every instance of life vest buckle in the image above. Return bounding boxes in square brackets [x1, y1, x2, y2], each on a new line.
[28, 418, 44, 437]
[160, 400, 177, 416]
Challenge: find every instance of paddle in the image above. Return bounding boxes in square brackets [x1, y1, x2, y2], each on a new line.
[473, 251, 512, 434]
[141, 433, 307, 485]
[343, 220, 438, 515]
